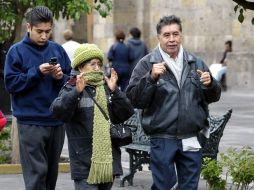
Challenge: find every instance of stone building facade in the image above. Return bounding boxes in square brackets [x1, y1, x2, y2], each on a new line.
[65, 0, 253, 91]
[56, 0, 254, 89]
[1, 0, 254, 114]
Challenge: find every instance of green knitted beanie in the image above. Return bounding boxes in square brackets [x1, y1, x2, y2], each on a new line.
[71, 43, 104, 69]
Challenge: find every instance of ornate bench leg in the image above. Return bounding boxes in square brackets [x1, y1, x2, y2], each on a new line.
[120, 148, 150, 187]
[120, 149, 136, 187]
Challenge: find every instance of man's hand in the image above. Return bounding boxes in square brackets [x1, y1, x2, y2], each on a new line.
[197, 69, 212, 87]
[39, 63, 55, 75]
[76, 73, 87, 94]
[51, 64, 63, 80]
[39, 63, 63, 80]
[151, 62, 167, 81]
[105, 68, 118, 92]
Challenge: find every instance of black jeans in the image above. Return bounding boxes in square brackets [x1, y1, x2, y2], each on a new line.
[18, 124, 65, 190]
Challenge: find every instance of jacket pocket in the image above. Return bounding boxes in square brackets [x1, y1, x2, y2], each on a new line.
[68, 137, 92, 176]
[191, 76, 200, 89]
[141, 108, 155, 134]
[181, 105, 207, 133]
[189, 76, 203, 103]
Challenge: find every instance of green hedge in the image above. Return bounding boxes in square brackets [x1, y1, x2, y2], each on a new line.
[0, 125, 11, 164]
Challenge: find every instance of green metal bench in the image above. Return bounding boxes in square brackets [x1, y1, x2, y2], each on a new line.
[120, 109, 232, 187]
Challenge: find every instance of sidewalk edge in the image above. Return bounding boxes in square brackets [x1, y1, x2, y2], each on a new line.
[0, 163, 70, 174]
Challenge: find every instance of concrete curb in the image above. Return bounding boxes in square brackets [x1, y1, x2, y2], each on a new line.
[0, 163, 70, 174]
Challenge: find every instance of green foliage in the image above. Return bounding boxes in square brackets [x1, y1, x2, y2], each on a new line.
[220, 147, 254, 190]
[0, 0, 113, 42]
[235, 5, 246, 23]
[66, 0, 92, 20]
[0, 126, 12, 164]
[202, 147, 254, 190]
[94, 0, 112, 18]
[0, 1, 17, 42]
[201, 157, 226, 190]
[238, 12, 245, 23]
[234, 5, 239, 13]
[234, 3, 254, 25]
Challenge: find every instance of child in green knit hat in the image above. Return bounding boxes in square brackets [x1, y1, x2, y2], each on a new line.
[50, 43, 134, 190]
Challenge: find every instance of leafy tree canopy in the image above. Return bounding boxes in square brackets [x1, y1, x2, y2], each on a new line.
[0, 0, 112, 42]
[233, 0, 254, 24]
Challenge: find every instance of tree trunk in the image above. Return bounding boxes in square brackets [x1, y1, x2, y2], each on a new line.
[11, 116, 20, 164]
[14, 16, 24, 42]
[9, 10, 25, 164]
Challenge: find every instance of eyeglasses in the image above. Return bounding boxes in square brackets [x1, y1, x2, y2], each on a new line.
[86, 61, 103, 69]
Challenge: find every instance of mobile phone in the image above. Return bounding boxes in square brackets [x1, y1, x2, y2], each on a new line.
[49, 57, 57, 65]
[104, 62, 111, 78]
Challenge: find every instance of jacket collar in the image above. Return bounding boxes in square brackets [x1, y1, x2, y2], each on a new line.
[23, 32, 49, 50]
[149, 46, 197, 65]
[149, 46, 164, 63]
[183, 51, 196, 64]
[181, 51, 198, 88]
[149, 46, 198, 88]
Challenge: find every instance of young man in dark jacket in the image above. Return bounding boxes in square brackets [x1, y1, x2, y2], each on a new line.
[126, 15, 221, 190]
[4, 6, 71, 190]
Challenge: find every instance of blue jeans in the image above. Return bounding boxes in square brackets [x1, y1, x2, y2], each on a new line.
[150, 138, 202, 190]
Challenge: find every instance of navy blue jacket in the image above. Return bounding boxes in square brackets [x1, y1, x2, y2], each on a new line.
[126, 47, 221, 138]
[4, 33, 71, 126]
[107, 42, 134, 73]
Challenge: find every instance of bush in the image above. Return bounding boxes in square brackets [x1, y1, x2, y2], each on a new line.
[201, 146, 254, 190]
[201, 157, 226, 190]
[221, 146, 254, 190]
[0, 125, 12, 164]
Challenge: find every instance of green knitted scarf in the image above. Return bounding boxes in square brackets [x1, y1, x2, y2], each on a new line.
[84, 71, 113, 184]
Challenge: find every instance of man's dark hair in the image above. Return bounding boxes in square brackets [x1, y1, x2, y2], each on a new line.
[63, 29, 73, 41]
[156, 15, 182, 34]
[115, 30, 125, 42]
[129, 27, 141, 39]
[225, 40, 232, 48]
[25, 6, 53, 26]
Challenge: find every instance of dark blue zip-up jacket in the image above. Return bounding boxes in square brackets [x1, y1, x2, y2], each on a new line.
[126, 47, 221, 139]
[4, 33, 71, 126]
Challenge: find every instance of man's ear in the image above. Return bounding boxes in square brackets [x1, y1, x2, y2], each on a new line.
[26, 23, 32, 33]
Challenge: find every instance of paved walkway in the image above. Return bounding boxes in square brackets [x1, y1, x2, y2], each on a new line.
[0, 90, 253, 189]
[0, 170, 208, 190]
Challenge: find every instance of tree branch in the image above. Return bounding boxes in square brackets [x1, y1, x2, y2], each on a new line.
[232, 0, 254, 11]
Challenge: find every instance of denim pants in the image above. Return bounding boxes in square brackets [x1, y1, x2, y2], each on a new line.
[18, 124, 65, 190]
[150, 138, 202, 190]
